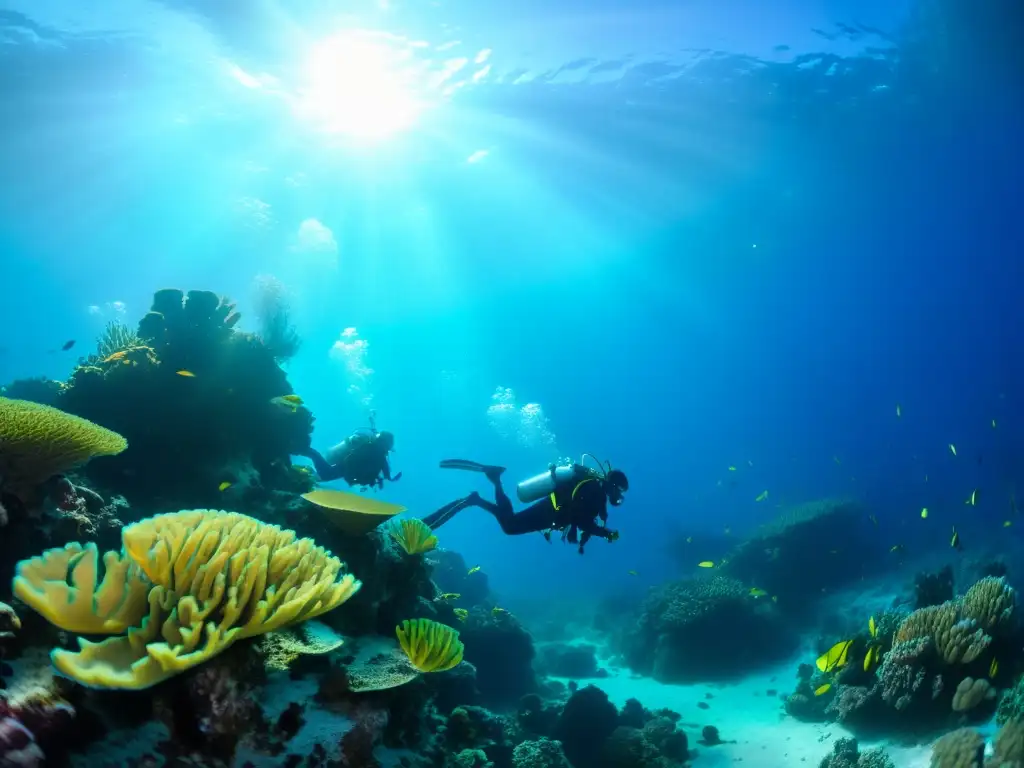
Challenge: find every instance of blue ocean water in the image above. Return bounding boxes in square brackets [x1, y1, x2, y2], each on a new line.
[0, 0, 1021, 608]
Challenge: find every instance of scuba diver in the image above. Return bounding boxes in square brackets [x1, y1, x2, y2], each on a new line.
[422, 456, 628, 554]
[300, 414, 402, 490]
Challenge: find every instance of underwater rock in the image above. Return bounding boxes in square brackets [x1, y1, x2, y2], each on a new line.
[536, 642, 605, 680]
[517, 694, 561, 738]
[428, 549, 491, 608]
[722, 499, 877, 615]
[553, 685, 618, 767]
[460, 608, 538, 706]
[817, 737, 895, 768]
[619, 574, 795, 683]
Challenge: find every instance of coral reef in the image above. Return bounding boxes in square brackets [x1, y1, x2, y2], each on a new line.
[722, 499, 878, 612]
[817, 737, 895, 768]
[459, 607, 538, 706]
[20, 288, 316, 512]
[789, 578, 1018, 736]
[618, 574, 795, 682]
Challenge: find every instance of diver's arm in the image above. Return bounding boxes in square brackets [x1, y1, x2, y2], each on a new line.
[573, 483, 614, 538]
[382, 456, 393, 481]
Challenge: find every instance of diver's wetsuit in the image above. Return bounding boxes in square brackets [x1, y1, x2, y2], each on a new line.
[423, 468, 616, 552]
[304, 437, 397, 489]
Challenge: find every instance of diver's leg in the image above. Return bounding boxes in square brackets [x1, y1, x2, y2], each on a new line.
[304, 448, 340, 481]
[440, 459, 507, 476]
[422, 495, 478, 529]
[490, 499, 556, 536]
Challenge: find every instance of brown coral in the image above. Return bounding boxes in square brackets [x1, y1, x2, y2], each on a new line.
[989, 718, 1024, 767]
[961, 577, 1015, 633]
[952, 677, 996, 713]
[931, 728, 984, 768]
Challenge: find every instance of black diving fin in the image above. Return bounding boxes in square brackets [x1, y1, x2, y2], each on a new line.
[439, 459, 506, 477]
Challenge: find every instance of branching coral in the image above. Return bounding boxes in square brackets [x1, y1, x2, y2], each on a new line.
[0, 398, 126, 497]
[13, 510, 360, 689]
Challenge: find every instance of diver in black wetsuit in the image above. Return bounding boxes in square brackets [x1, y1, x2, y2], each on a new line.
[300, 419, 402, 490]
[423, 458, 628, 554]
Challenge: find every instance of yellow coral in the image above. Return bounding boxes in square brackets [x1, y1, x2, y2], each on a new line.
[0, 397, 127, 489]
[12, 510, 361, 689]
[389, 518, 438, 555]
[396, 618, 464, 673]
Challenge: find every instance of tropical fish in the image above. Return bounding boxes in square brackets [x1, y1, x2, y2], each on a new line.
[454, 608, 469, 622]
[102, 351, 128, 363]
[951, 526, 962, 551]
[728, 466, 737, 471]
[863, 645, 880, 672]
[869, 616, 877, 638]
[279, 394, 303, 405]
[896, 404, 901, 418]
[176, 370, 196, 377]
[755, 490, 769, 502]
[771, 596, 778, 603]
[627, 570, 639, 577]
[816, 639, 853, 673]
[270, 396, 299, 411]
[685, 537, 693, 544]
[966, 489, 979, 506]
[218, 481, 232, 492]
[992, 419, 997, 428]
[697, 561, 715, 569]
[920, 507, 929, 519]
[492, 606, 508, 616]
[814, 683, 832, 696]
[434, 592, 461, 603]
[990, 659, 999, 678]
[749, 588, 768, 598]
[467, 565, 481, 575]
[949, 444, 957, 456]
[61, 340, 76, 351]
[1004, 521, 1013, 528]
[890, 544, 904, 553]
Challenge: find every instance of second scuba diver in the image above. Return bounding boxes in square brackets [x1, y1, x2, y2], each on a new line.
[300, 414, 402, 490]
[422, 456, 628, 554]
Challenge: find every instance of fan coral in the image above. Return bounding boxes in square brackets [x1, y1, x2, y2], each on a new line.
[390, 518, 439, 555]
[396, 618, 464, 672]
[13, 510, 361, 689]
[0, 398, 126, 498]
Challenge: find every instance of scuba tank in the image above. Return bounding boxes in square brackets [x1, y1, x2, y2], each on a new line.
[516, 463, 580, 504]
[516, 454, 611, 504]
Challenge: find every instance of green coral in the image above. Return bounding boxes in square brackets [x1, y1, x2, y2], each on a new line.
[997, 677, 1024, 726]
[653, 576, 748, 630]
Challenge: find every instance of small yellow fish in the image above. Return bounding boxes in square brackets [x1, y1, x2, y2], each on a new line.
[755, 490, 769, 502]
[269, 396, 299, 412]
[467, 566, 481, 575]
[176, 370, 196, 377]
[814, 683, 832, 696]
[949, 443, 957, 456]
[697, 561, 715, 568]
[1005, 521, 1013, 528]
[869, 616, 877, 638]
[966, 489, 978, 506]
[920, 507, 928, 519]
[890, 544, 904, 553]
[218, 481, 232, 492]
[992, 419, 997, 429]
[990, 658, 999, 678]
[750, 588, 768, 598]
[951, 526, 962, 550]
[434, 592, 461, 603]
[279, 394, 303, 405]
[454, 608, 469, 622]
[628, 570, 638, 577]
[863, 646, 879, 672]
[816, 639, 853, 673]
[896, 404, 902, 418]
[728, 466, 737, 471]
[492, 606, 508, 616]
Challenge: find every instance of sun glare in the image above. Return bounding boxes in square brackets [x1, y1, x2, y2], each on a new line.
[297, 32, 424, 141]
